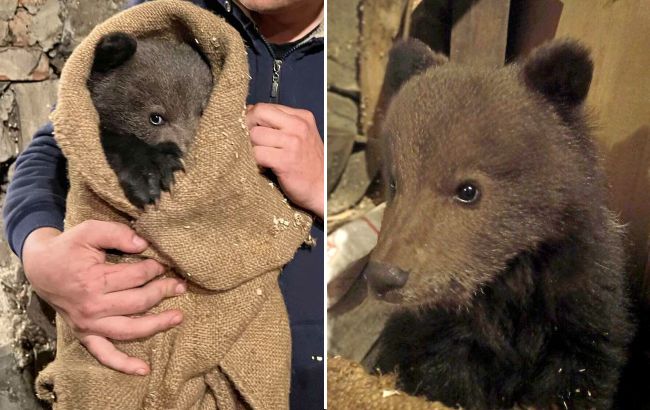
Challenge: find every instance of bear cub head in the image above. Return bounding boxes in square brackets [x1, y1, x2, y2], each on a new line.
[87, 32, 212, 208]
[365, 39, 603, 308]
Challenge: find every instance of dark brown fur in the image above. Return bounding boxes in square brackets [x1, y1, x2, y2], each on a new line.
[87, 32, 212, 208]
[368, 39, 633, 409]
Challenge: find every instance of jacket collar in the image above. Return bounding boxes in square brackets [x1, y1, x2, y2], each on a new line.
[208, 0, 323, 55]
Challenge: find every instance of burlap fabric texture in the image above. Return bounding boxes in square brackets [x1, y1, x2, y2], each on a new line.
[34, 1, 312, 409]
[327, 356, 454, 410]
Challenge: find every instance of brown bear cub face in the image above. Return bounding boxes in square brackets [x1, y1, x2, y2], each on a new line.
[366, 39, 598, 309]
[368, 39, 632, 410]
[88, 32, 212, 208]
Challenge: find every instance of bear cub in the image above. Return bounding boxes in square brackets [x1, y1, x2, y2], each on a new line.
[365, 39, 633, 410]
[88, 32, 212, 208]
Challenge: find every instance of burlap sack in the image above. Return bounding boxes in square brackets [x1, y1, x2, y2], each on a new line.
[35, 1, 312, 409]
[327, 356, 453, 410]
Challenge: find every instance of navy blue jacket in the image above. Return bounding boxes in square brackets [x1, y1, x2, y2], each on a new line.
[3, 1, 324, 408]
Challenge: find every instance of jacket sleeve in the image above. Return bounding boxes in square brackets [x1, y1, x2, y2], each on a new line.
[0, 0, 147, 258]
[3, 122, 69, 259]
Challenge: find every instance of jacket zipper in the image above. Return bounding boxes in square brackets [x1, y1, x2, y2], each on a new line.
[271, 59, 283, 100]
[219, 1, 319, 103]
[260, 35, 308, 103]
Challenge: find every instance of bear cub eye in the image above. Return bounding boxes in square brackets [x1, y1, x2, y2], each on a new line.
[149, 113, 165, 126]
[455, 182, 480, 204]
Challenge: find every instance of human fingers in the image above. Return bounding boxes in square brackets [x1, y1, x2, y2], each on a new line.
[74, 220, 148, 254]
[93, 310, 184, 341]
[249, 126, 297, 149]
[272, 104, 317, 126]
[81, 334, 150, 376]
[245, 103, 302, 131]
[252, 145, 286, 172]
[101, 277, 186, 316]
[101, 259, 166, 293]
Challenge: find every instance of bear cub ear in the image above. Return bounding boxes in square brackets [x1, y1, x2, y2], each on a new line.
[522, 39, 593, 109]
[384, 38, 448, 98]
[92, 32, 137, 73]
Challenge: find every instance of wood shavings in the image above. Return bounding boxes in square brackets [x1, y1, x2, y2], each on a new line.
[382, 389, 401, 398]
[273, 216, 290, 228]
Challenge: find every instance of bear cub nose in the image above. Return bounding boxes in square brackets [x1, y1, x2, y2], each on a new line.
[364, 261, 409, 297]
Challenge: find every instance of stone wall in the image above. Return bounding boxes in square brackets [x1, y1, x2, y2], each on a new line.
[327, 0, 409, 222]
[0, 1, 125, 408]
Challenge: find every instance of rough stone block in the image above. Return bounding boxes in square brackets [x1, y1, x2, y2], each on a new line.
[65, 0, 126, 49]
[0, 346, 42, 410]
[0, 127, 14, 163]
[327, 0, 360, 92]
[0, 261, 45, 410]
[0, 87, 16, 162]
[13, 80, 57, 150]
[19, 0, 47, 15]
[0, 87, 13, 122]
[0, 21, 9, 46]
[0, 0, 18, 20]
[31, 0, 62, 51]
[8, 8, 33, 47]
[0, 48, 50, 81]
[328, 91, 358, 136]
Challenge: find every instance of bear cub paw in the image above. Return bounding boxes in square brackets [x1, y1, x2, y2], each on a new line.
[107, 139, 185, 209]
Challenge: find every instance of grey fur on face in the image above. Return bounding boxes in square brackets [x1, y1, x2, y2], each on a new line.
[87, 32, 213, 208]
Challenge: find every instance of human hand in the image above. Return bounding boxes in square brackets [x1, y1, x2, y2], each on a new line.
[22, 221, 186, 375]
[247, 103, 324, 218]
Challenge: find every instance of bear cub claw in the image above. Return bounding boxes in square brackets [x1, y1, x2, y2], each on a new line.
[104, 137, 185, 209]
[87, 31, 211, 209]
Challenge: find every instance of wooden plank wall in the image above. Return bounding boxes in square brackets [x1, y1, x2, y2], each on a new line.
[450, 0, 511, 67]
[553, 0, 650, 301]
[359, 0, 409, 135]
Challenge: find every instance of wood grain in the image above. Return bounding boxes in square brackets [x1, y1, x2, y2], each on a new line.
[555, 0, 650, 301]
[450, 0, 511, 67]
[359, 0, 409, 135]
